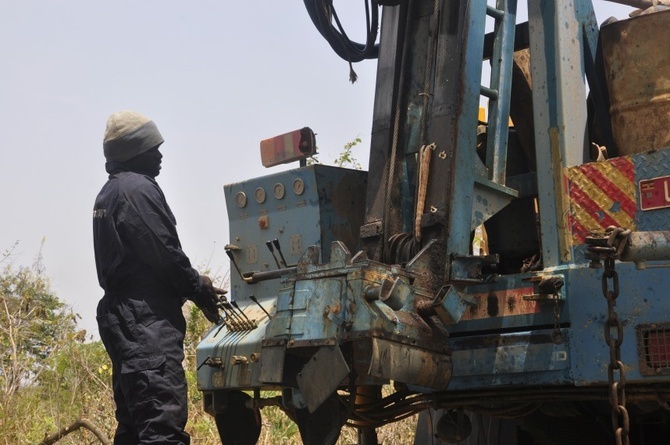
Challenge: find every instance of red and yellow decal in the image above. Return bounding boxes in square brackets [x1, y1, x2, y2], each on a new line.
[564, 157, 636, 245]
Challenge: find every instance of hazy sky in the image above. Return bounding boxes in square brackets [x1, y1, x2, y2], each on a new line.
[0, 1, 633, 338]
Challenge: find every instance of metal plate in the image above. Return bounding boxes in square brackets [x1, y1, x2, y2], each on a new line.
[368, 337, 451, 390]
[632, 149, 670, 231]
[639, 175, 670, 211]
[296, 345, 350, 413]
[460, 286, 537, 321]
[450, 331, 569, 377]
[259, 345, 286, 383]
[564, 156, 636, 245]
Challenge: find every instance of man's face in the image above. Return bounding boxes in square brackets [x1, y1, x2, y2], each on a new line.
[126, 146, 163, 177]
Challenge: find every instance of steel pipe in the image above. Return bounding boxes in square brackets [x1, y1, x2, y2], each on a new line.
[621, 231, 670, 264]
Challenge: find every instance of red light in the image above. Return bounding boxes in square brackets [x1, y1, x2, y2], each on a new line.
[260, 127, 316, 168]
[258, 215, 269, 229]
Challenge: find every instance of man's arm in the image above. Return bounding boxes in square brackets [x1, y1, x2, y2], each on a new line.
[118, 177, 220, 321]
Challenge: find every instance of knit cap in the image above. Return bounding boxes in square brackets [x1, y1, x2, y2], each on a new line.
[103, 111, 164, 162]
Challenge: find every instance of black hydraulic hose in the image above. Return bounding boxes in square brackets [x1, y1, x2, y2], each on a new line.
[303, 0, 380, 63]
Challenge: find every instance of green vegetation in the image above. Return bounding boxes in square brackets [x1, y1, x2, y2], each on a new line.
[0, 244, 113, 444]
[0, 244, 417, 444]
[1, 135, 413, 443]
[308, 136, 364, 170]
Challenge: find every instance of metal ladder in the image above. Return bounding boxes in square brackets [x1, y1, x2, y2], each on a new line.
[481, 0, 518, 185]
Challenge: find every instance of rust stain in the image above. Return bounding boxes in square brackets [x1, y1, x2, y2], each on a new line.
[461, 287, 537, 320]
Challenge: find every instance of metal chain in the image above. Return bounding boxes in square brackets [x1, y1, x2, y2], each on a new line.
[602, 256, 630, 445]
[551, 297, 564, 344]
[585, 226, 632, 444]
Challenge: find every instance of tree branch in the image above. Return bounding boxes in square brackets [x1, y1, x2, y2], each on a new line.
[39, 418, 111, 445]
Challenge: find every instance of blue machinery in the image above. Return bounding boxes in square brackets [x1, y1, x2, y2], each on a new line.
[197, 1, 670, 444]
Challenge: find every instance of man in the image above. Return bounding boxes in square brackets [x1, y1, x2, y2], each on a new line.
[93, 110, 221, 444]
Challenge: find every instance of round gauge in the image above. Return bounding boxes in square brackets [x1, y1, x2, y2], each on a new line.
[293, 178, 305, 195]
[273, 183, 285, 199]
[255, 187, 266, 203]
[235, 191, 247, 208]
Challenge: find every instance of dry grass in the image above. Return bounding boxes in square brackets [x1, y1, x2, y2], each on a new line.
[252, 386, 418, 445]
[189, 386, 419, 445]
[256, 405, 418, 445]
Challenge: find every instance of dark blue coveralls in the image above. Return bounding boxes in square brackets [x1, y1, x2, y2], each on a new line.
[93, 164, 200, 445]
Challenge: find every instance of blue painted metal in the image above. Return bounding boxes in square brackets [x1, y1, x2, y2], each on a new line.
[528, 0, 592, 267]
[441, 0, 488, 258]
[198, 165, 367, 392]
[485, 0, 518, 185]
[431, 285, 476, 325]
[449, 329, 571, 385]
[223, 164, 367, 303]
[445, 261, 670, 389]
[197, 2, 670, 441]
[634, 150, 670, 231]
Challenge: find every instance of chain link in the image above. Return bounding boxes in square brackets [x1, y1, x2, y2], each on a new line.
[602, 257, 630, 445]
[587, 226, 632, 445]
[551, 297, 564, 344]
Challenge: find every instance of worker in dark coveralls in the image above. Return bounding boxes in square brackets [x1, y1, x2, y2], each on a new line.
[93, 110, 221, 445]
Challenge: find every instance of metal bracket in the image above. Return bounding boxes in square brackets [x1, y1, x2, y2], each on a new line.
[521, 275, 565, 303]
[432, 285, 477, 325]
[522, 293, 563, 302]
[296, 345, 350, 413]
[450, 254, 499, 284]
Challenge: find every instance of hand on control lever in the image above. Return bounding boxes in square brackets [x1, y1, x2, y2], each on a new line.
[193, 275, 225, 324]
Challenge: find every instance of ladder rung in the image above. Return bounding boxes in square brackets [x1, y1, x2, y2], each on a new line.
[486, 5, 504, 20]
[480, 85, 498, 100]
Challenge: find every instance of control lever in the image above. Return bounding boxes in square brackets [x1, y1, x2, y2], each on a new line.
[272, 239, 288, 267]
[213, 321, 227, 338]
[214, 296, 234, 336]
[231, 300, 255, 329]
[265, 241, 282, 268]
[223, 301, 254, 330]
[249, 295, 273, 319]
[225, 246, 253, 283]
[220, 301, 244, 326]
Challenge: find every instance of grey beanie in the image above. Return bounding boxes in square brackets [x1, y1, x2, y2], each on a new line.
[103, 111, 165, 162]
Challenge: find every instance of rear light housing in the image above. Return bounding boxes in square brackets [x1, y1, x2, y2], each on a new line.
[260, 127, 316, 168]
[637, 323, 670, 376]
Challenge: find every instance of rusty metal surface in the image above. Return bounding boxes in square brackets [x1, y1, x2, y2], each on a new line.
[459, 286, 537, 321]
[431, 285, 476, 325]
[450, 330, 570, 378]
[296, 345, 350, 413]
[621, 231, 670, 263]
[368, 337, 451, 390]
[259, 345, 285, 384]
[601, 9, 670, 154]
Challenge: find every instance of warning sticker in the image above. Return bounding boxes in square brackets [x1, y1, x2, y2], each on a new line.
[639, 175, 670, 211]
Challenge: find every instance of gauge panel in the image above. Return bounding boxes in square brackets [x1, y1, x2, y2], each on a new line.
[235, 191, 247, 208]
[293, 178, 305, 195]
[273, 183, 285, 199]
[255, 187, 266, 203]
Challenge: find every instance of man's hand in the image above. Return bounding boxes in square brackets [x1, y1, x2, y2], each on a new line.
[192, 275, 226, 323]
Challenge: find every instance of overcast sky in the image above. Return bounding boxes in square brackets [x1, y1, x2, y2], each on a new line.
[0, 1, 633, 339]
